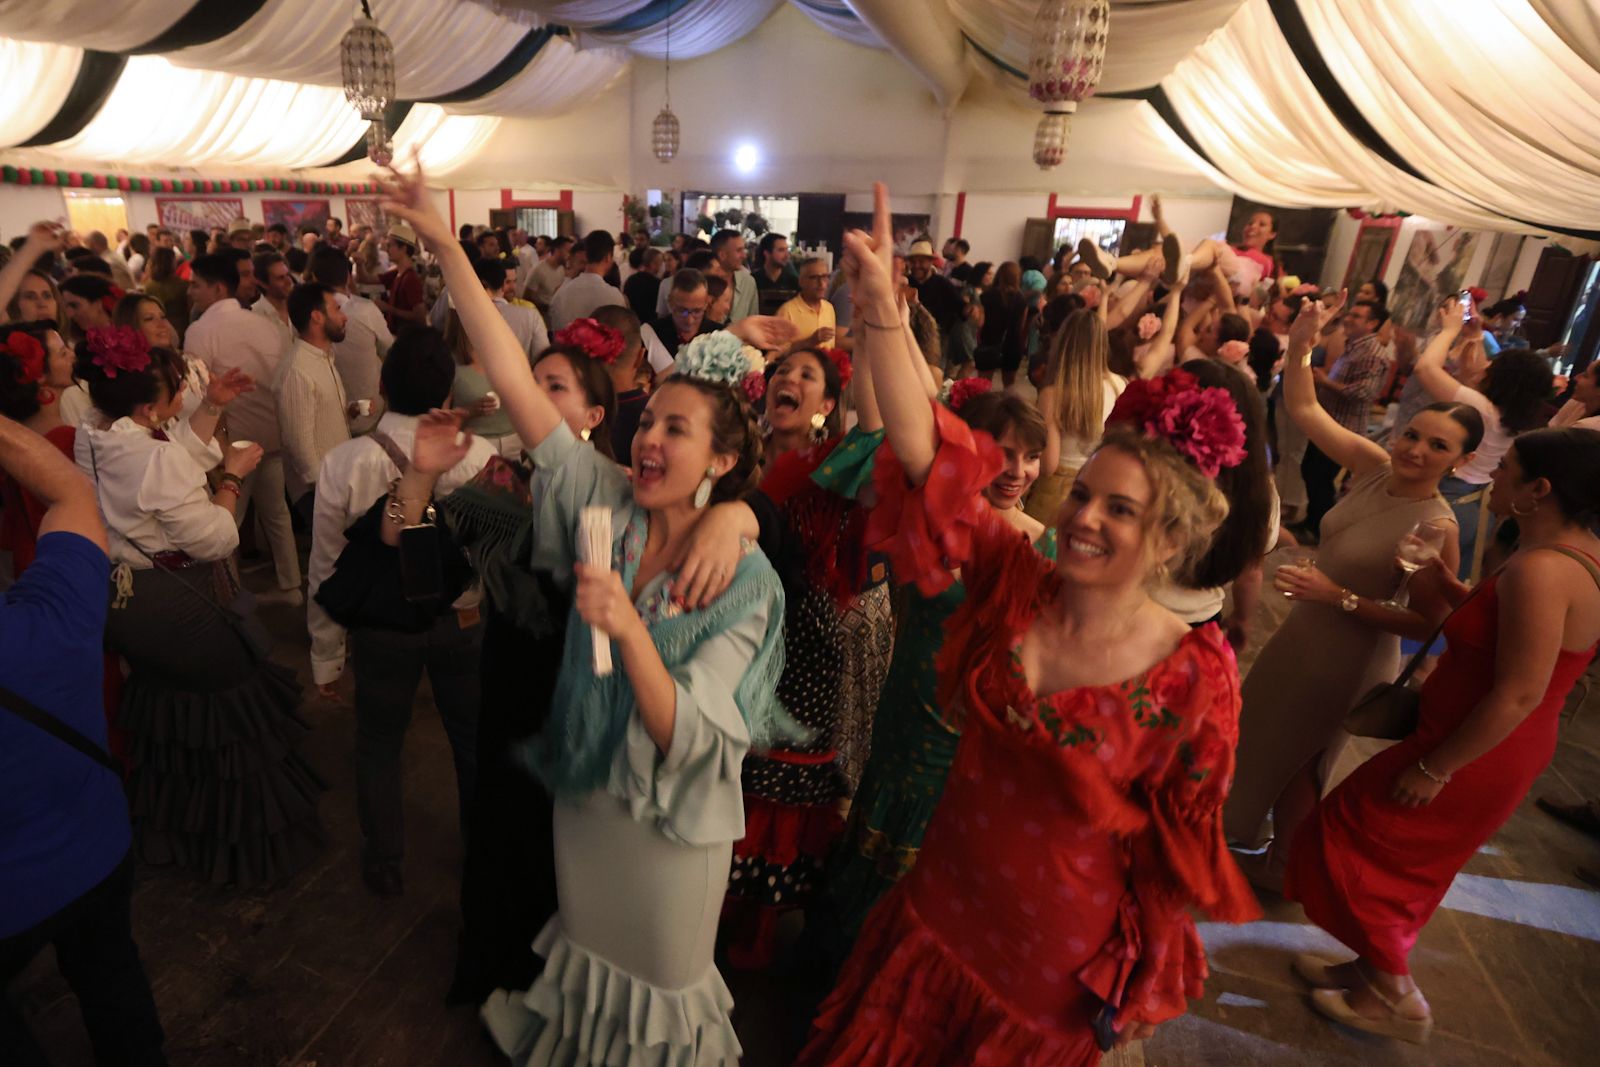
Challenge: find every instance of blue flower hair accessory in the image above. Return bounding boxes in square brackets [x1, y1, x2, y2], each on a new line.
[675, 330, 767, 404]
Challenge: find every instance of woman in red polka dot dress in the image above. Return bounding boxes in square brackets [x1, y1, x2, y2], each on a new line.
[796, 184, 1261, 1065]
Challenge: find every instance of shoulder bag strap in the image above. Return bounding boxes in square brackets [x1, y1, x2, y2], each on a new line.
[367, 431, 409, 474]
[1393, 565, 1504, 687]
[0, 683, 121, 775]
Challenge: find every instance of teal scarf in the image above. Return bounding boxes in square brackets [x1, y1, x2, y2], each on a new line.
[523, 508, 798, 798]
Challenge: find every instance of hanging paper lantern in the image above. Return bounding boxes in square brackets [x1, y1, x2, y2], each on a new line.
[652, 105, 680, 163]
[1027, 0, 1109, 171]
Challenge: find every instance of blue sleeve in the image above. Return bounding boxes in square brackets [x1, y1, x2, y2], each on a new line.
[2, 532, 110, 664]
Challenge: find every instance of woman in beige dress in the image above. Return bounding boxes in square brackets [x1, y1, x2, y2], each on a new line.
[1223, 293, 1482, 878]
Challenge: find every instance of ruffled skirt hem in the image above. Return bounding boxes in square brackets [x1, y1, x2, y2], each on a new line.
[481, 920, 742, 1067]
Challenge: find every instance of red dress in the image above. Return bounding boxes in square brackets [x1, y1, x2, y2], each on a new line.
[797, 405, 1259, 1066]
[1287, 547, 1600, 975]
[0, 424, 76, 575]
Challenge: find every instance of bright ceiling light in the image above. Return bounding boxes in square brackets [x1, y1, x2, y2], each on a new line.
[733, 142, 759, 174]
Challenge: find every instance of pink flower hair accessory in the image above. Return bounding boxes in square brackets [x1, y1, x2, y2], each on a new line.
[1137, 313, 1161, 341]
[1107, 368, 1247, 477]
[741, 370, 766, 405]
[85, 325, 151, 379]
[1217, 339, 1250, 365]
[553, 318, 626, 365]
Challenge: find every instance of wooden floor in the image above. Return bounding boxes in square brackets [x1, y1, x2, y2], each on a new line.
[15, 548, 1600, 1066]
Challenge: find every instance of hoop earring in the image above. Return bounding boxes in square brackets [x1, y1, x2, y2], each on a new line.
[693, 465, 717, 509]
[1511, 498, 1537, 517]
[809, 411, 828, 444]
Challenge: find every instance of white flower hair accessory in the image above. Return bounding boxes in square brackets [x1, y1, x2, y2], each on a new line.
[674, 330, 767, 404]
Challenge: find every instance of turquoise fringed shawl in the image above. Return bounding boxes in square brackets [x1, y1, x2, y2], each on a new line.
[524, 513, 798, 798]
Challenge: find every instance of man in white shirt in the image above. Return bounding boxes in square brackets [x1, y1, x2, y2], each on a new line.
[309, 246, 392, 435]
[528, 236, 572, 310]
[473, 258, 549, 359]
[251, 250, 296, 353]
[710, 229, 759, 323]
[307, 330, 493, 896]
[509, 228, 537, 300]
[546, 231, 626, 330]
[279, 283, 352, 529]
[184, 253, 301, 600]
[85, 231, 136, 290]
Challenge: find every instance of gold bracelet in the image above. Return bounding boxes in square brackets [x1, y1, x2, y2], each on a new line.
[1416, 758, 1450, 785]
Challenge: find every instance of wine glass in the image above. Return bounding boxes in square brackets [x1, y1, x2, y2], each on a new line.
[1377, 521, 1448, 610]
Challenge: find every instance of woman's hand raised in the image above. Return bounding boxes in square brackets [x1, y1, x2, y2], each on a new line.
[841, 182, 900, 322]
[411, 408, 473, 474]
[376, 152, 454, 250]
[1287, 289, 1346, 354]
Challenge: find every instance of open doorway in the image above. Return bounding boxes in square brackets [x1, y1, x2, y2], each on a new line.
[62, 191, 130, 244]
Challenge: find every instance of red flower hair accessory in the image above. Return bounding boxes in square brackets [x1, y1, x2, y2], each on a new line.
[939, 376, 991, 413]
[85, 325, 152, 379]
[1107, 368, 1247, 477]
[3, 331, 46, 385]
[553, 318, 626, 365]
[99, 284, 126, 316]
[819, 347, 853, 389]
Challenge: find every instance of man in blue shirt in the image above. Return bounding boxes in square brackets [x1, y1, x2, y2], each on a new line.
[0, 415, 167, 1065]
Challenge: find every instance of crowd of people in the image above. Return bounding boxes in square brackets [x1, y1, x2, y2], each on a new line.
[2, 166, 1598, 1067]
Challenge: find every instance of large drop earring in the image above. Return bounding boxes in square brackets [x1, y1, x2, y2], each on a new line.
[693, 465, 718, 509]
[809, 411, 828, 444]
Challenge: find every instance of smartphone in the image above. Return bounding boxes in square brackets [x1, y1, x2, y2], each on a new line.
[1458, 289, 1473, 322]
[398, 523, 444, 603]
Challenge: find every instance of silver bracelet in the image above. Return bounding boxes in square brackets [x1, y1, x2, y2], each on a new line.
[1416, 758, 1450, 785]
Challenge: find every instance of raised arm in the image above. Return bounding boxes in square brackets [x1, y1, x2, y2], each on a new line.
[380, 162, 564, 450]
[1412, 302, 1467, 402]
[1137, 289, 1185, 379]
[1175, 298, 1214, 358]
[1280, 290, 1388, 477]
[849, 184, 935, 485]
[0, 222, 63, 322]
[0, 412, 105, 550]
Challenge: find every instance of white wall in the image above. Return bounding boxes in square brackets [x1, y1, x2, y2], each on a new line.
[0, 185, 67, 240]
[571, 191, 622, 237]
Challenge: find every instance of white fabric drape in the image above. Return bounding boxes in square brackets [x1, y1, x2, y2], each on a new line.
[0, 38, 80, 146]
[0, 0, 191, 51]
[578, 0, 784, 58]
[789, 0, 883, 50]
[952, 0, 1244, 95]
[1299, 0, 1600, 230]
[47, 55, 368, 170]
[477, 1, 653, 26]
[167, 0, 533, 101]
[845, 0, 971, 107]
[389, 104, 503, 178]
[446, 34, 629, 115]
[1527, 0, 1600, 72]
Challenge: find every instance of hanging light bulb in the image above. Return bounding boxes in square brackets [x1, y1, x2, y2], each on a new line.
[653, 4, 678, 162]
[341, 0, 396, 164]
[1027, 0, 1109, 171]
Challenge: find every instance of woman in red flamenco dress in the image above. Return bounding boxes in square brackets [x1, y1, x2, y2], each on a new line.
[1287, 426, 1600, 1044]
[796, 184, 1262, 1066]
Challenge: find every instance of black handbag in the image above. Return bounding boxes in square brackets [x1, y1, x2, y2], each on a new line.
[1343, 568, 1500, 740]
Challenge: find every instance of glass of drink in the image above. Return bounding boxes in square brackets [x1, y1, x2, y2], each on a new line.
[1377, 520, 1448, 609]
[1276, 547, 1317, 599]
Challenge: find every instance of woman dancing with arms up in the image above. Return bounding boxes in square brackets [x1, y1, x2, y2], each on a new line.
[378, 160, 797, 1066]
[797, 183, 1259, 1066]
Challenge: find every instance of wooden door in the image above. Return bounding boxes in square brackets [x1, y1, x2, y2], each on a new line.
[1522, 247, 1590, 350]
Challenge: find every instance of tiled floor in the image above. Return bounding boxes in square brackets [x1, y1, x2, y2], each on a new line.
[15, 547, 1600, 1065]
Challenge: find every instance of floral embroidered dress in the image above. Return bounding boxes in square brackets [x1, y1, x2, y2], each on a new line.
[725, 428, 894, 966]
[797, 404, 1258, 1067]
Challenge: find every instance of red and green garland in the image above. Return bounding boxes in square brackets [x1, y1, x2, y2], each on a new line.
[0, 165, 378, 196]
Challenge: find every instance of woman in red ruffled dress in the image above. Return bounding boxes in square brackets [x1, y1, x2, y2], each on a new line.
[1287, 426, 1600, 1044]
[797, 184, 1261, 1065]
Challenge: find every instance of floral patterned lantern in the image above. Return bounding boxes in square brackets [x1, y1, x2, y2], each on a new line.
[340, 0, 396, 164]
[1027, 0, 1110, 170]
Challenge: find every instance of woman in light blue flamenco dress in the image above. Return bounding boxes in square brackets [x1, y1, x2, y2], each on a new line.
[379, 163, 802, 1065]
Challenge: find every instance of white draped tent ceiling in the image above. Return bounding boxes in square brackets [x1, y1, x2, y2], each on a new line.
[1, 0, 1596, 235]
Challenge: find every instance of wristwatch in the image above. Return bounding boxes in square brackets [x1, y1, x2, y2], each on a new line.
[1339, 589, 1360, 612]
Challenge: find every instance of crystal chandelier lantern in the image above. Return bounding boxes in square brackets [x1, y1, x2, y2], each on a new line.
[1027, 0, 1110, 171]
[341, 1, 396, 165]
[652, 3, 678, 162]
